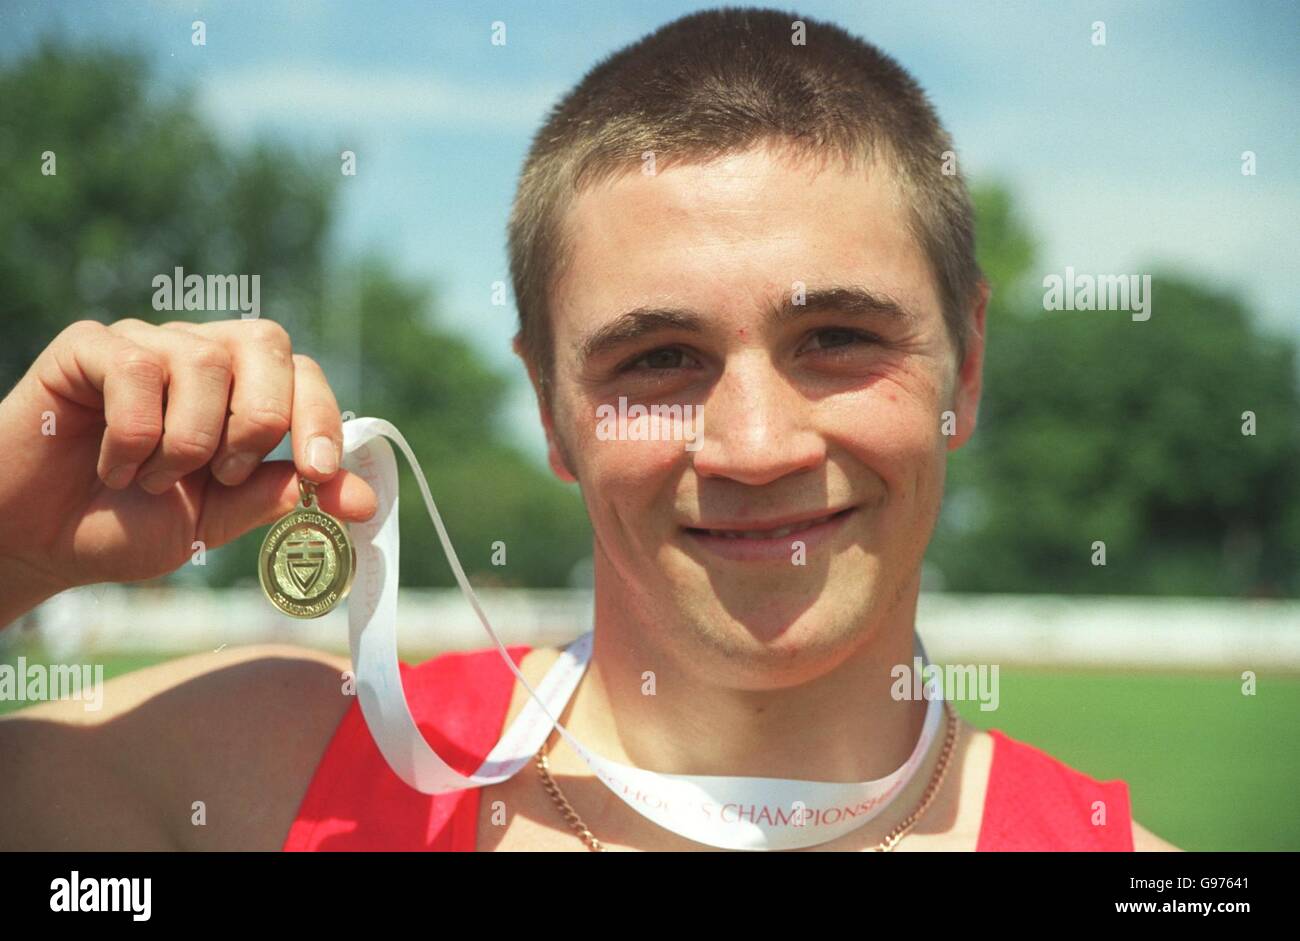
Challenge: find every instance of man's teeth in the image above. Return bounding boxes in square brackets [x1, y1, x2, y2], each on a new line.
[705, 513, 837, 540]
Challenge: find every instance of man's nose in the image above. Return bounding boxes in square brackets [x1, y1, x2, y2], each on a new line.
[690, 352, 825, 486]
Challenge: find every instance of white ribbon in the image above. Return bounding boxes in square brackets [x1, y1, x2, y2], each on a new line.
[340, 416, 945, 851]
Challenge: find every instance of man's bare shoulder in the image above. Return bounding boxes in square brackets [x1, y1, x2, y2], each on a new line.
[1132, 819, 1182, 851]
[115, 644, 357, 850]
[0, 644, 355, 850]
[10, 643, 351, 725]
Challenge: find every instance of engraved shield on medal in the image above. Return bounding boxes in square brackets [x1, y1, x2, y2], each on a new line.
[259, 495, 355, 618]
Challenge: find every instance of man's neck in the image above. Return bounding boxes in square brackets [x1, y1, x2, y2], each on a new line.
[561, 575, 932, 784]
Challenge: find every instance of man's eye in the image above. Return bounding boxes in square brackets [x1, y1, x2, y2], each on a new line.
[625, 347, 693, 371]
[804, 327, 879, 352]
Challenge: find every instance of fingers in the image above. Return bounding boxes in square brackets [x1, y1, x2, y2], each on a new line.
[68, 317, 346, 502]
[51, 321, 167, 489]
[160, 319, 294, 486]
[325, 468, 379, 522]
[161, 322, 342, 488]
[289, 353, 343, 485]
[107, 319, 233, 494]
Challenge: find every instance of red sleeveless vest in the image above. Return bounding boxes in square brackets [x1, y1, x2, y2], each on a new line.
[283, 645, 1134, 851]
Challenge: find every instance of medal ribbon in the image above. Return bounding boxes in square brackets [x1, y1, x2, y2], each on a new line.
[340, 416, 945, 851]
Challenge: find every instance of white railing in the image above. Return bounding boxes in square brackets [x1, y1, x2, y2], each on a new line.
[5, 585, 1299, 671]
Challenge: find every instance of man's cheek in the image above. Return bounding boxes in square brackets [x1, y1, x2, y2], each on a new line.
[872, 352, 951, 404]
[849, 417, 945, 510]
[556, 406, 658, 483]
[588, 437, 680, 479]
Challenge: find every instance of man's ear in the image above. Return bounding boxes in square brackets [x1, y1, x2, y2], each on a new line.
[947, 280, 990, 452]
[513, 335, 578, 483]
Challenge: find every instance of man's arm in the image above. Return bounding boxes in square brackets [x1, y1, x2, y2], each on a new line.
[0, 644, 354, 851]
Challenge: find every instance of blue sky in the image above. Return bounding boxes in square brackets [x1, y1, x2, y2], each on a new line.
[3, 0, 1297, 462]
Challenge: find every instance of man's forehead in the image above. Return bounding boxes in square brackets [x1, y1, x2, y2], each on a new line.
[564, 146, 906, 238]
[550, 146, 936, 327]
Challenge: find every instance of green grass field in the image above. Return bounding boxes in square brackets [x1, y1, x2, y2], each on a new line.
[951, 669, 1300, 852]
[3, 649, 1296, 850]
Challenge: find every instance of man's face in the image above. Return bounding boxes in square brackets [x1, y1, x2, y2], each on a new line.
[534, 142, 984, 683]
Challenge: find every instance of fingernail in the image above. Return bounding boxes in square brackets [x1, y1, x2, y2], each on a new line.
[308, 436, 338, 476]
[214, 452, 258, 483]
[138, 471, 172, 493]
[104, 463, 138, 489]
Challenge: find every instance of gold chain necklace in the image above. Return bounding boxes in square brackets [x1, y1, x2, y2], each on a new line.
[535, 699, 959, 852]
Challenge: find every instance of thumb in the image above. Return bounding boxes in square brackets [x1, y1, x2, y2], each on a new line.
[199, 460, 378, 549]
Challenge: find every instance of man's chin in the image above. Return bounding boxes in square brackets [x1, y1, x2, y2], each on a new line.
[668, 581, 883, 657]
[660, 546, 884, 635]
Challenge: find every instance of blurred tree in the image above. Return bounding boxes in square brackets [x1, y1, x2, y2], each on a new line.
[0, 40, 591, 589]
[930, 184, 1300, 597]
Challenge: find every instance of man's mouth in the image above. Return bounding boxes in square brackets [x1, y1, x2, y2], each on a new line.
[691, 508, 851, 539]
[681, 507, 857, 560]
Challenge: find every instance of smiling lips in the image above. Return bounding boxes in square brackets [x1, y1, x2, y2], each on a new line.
[682, 507, 856, 560]
[698, 509, 847, 540]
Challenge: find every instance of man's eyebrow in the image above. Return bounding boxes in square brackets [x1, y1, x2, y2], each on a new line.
[770, 286, 917, 326]
[577, 308, 706, 363]
[576, 286, 915, 363]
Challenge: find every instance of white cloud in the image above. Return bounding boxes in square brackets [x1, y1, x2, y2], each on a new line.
[199, 66, 565, 135]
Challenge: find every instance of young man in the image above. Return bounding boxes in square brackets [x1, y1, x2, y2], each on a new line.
[0, 7, 1177, 851]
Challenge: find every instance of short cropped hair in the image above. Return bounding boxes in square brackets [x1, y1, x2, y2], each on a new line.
[508, 5, 983, 405]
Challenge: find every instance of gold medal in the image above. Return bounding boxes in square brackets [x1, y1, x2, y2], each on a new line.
[258, 478, 355, 618]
